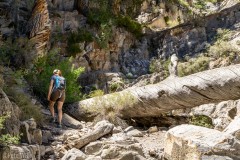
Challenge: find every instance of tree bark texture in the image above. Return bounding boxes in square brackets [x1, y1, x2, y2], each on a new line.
[68, 64, 240, 120]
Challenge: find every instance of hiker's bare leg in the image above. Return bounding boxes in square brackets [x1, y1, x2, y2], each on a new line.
[49, 101, 55, 117]
[57, 101, 63, 124]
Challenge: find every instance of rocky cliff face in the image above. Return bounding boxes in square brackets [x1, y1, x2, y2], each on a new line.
[28, 0, 51, 55]
[150, 2, 240, 59]
[0, 0, 239, 90]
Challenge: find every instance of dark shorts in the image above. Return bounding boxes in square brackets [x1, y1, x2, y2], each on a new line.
[50, 89, 65, 102]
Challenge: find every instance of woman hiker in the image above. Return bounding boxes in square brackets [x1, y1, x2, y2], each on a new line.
[47, 69, 66, 128]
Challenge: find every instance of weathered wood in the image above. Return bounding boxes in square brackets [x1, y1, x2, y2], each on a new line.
[68, 64, 240, 120]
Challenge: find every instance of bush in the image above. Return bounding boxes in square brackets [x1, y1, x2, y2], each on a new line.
[178, 56, 210, 77]
[116, 15, 143, 38]
[189, 115, 213, 128]
[109, 82, 124, 93]
[67, 29, 94, 56]
[0, 114, 20, 146]
[0, 38, 33, 68]
[89, 89, 104, 98]
[25, 48, 85, 104]
[208, 41, 239, 59]
[149, 58, 170, 78]
[3, 75, 44, 125]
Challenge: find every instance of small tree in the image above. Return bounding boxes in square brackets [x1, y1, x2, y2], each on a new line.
[25, 48, 85, 104]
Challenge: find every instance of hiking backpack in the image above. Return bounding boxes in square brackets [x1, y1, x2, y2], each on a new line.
[54, 76, 66, 90]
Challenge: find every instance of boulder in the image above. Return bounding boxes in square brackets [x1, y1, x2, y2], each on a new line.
[42, 130, 53, 144]
[20, 119, 42, 145]
[164, 124, 240, 160]
[61, 148, 87, 160]
[100, 143, 144, 159]
[191, 99, 240, 131]
[0, 145, 44, 160]
[223, 117, 240, 136]
[0, 89, 20, 136]
[126, 129, 144, 137]
[62, 113, 83, 129]
[148, 126, 158, 133]
[85, 141, 105, 155]
[65, 120, 114, 149]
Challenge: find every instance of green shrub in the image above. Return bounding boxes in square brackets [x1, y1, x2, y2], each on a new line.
[68, 29, 93, 44]
[208, 41, 239, 59]
[116, 15, 143, 38]
[25, 48, 85, 104]
[109, 82, 124, 93]
[95, 23, 112, 49]
[178, 56, 209, 77]
[87, 9, 113, 26]
[149, 58, 170, 78]
[3, 82, 44, 125]
[0, 38, 33, 68]
[67, 44, 82, 56]
[67, 29, 94, 56]
[0, 114, 20, 146]
[189, 115, 213, 128]
[89, 89, 104, 98]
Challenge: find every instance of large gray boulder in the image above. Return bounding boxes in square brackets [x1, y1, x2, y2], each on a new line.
[0, 89, 20, 135]
[164, 124, 240, 160]
[223, 116, 240, 137]
[0, 145, 45, 160]
[61, 148, 87, 160]
[64, 120, 114, 149]
[20, 118, 42, 145]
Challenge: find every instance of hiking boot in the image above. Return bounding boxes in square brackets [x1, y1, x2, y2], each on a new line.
[57, 124, 62, 128]
[50, 117, 56, 123]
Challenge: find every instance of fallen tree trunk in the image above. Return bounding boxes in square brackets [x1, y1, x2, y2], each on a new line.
[68, 64, 240, 120]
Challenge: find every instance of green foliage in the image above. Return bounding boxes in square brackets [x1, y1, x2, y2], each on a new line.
[87, 9, 113, 26]
[68, 29, 94, 44]
[164, 16, 170, 25]
[178, 56, 209, 77]
[208, 29, 239, 60]
[215, 29, 230, 41]
[25, 48, 85, 104]
[189, 115, 213, 128]
[109, 82, 123, 93]
[0, 134, 20, 146]
[116, 15, 143, 38]
[194, 0, 207, 11]
[89, 89, 104, 98]
[170, 0, 190, 9]
[87, 0, 143, 40]
[96, 23, 113, 49]
[3, 79, 44, 125]
[26, 0, 35, 11]
[0, 38, 33, 68]
[0, 114, 20, 146]
[84, 91, 138, 124]
[67, 29, 94, 56]
[0, 114, 10, 130]
[208, 41, 239, 59]
[149, 58, 170, 78]
[67, 44, 82, 56]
